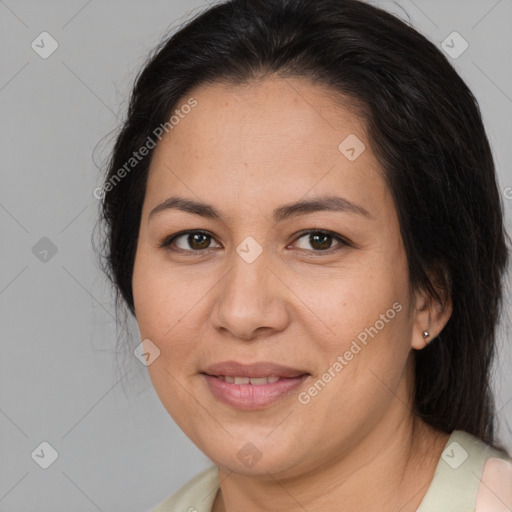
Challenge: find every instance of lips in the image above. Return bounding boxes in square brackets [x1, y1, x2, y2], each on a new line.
[201, 361, 309, 410]
[202, 361, 307, 379]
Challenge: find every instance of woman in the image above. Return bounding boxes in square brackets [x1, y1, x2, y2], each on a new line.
[97, 0, 512, 510]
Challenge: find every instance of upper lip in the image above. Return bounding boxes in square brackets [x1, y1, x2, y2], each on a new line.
[202, 361, 308, 379]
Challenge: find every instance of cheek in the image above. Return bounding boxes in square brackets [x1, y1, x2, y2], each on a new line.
[133, 246, 190, 331]
[294, 257, 414, 411]
[132, 247, 215, 368]
[296, 295, 412, 429]
[312, 294, 411, 394]
[294, 259, 410, 351]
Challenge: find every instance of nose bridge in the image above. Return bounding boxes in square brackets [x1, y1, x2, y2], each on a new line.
[212, 241, 289, 339]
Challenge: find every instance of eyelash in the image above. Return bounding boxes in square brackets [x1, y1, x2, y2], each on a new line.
[159, 229, 352, 255]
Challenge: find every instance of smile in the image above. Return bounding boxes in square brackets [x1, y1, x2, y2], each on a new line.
[201, 361, 309, 410]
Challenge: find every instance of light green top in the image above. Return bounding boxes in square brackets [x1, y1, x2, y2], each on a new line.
[152, 430, 512, 512]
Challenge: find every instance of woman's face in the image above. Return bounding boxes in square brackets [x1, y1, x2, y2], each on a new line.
[132, 77, 431, 476]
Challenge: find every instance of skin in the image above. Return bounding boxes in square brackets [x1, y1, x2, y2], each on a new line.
[132, 76, 452, 512]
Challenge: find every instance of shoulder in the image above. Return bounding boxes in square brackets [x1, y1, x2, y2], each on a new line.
[476, 455, 512, 510]
[150, 465, 220, 512]
[417, 430, 512, 512]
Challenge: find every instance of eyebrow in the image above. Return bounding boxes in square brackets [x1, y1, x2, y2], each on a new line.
[148, 195, 372, 222]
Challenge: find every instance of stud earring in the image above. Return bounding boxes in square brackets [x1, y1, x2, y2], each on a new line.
[423, 331, 434, 344]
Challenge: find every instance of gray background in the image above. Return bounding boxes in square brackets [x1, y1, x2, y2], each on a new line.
[1, 0, 511, 511]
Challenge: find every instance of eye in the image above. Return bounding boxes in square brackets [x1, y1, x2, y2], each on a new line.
[291, 230, 350, 253]
[160, 230, 222, 252]
[160, 229, 351, 255]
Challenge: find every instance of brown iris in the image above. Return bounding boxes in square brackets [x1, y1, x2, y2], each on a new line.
[309, 232, 333, 250]
[188, 233, 211, 250]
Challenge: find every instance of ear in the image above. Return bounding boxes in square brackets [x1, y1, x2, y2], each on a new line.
[411, 286, 452, 350]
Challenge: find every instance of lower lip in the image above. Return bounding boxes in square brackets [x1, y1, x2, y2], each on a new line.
[202, 374, 308, 410]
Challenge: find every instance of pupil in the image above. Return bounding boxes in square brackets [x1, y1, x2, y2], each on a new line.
[311, 233, 331, 250]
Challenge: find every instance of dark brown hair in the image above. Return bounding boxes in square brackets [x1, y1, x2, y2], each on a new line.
[97, 0, 510, 453]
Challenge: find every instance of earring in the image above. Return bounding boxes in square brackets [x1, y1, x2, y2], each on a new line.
[423, 331, 434, 344]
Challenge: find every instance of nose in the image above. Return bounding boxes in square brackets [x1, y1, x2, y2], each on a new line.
[211, 248, 291, 341]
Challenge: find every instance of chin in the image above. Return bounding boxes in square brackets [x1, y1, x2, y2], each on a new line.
[197, 435, 308, 478]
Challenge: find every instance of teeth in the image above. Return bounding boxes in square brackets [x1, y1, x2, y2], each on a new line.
[221, 376, 281, 385]
[249, 377, 268, 385]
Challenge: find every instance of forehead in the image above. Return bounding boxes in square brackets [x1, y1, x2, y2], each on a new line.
[144, 77, 388, 217]
[153, 76, 368, 158]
